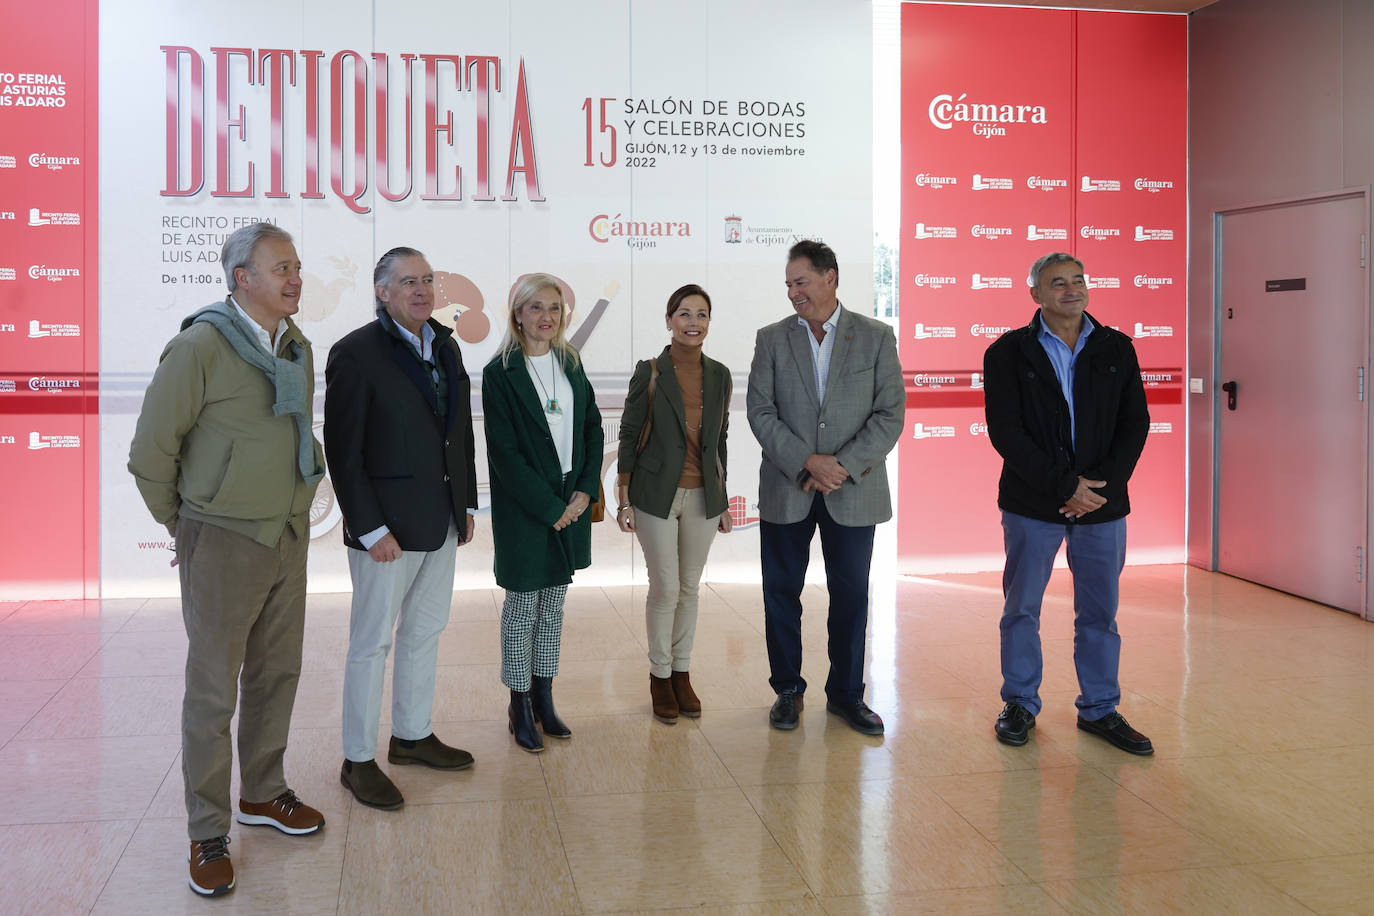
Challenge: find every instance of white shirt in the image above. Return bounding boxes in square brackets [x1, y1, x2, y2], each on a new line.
[229, 295, 288, 356]
[526, 351, 574, 475]
[797, 303, 841, 403]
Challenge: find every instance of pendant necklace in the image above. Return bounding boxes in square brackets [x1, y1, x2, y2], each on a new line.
[529, 354, 562, 416]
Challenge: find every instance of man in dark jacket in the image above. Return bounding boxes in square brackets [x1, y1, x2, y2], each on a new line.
[324, 247, 479, 809]
[982, 252, 1153, 755]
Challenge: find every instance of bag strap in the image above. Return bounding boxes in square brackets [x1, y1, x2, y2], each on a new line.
[635, 359, 660, 455]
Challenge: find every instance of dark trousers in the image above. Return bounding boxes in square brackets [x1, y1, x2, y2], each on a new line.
[760, 493, 875, 703]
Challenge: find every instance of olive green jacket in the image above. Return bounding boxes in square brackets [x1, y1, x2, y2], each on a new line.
[616, 347, 731, 520]
[128, 316, 322, 547]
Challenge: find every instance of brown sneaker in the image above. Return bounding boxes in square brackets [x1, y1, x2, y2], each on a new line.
[670, 670, 701, 718]
[650, 673, 678, 723]
[236, 789, 325, 835]
[188, 836, 234, 897]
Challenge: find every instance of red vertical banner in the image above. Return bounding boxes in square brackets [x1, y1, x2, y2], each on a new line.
[898, 5, 1186, 572]
[1075, 12, 1187, 562]
[0, 0, 99, 597]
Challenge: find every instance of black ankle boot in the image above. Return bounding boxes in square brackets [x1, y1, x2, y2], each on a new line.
[508, 689, 543, 753]
[530, 675, 572, 739]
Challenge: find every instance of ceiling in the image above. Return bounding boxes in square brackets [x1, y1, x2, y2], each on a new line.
[927, 0, 1217, 11]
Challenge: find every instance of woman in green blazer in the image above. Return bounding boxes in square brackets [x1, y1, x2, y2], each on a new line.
[615, 284, 732, 723]
[482, 273, 603, 753]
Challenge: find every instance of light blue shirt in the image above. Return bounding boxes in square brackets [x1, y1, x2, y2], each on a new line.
[798, 303, 841, 403]
[389, 314, 438, 383]
[1036, 312, 1094, 447]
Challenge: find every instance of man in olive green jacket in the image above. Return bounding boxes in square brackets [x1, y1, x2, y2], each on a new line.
[128, 224, 326, 898]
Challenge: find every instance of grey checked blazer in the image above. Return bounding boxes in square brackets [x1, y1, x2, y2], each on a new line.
[746, 305, 904, 526]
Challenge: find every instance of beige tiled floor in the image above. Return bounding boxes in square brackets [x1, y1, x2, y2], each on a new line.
[0, 566, 1371, 913]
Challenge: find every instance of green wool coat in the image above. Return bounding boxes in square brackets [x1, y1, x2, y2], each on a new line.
[482, 348, 603, 592]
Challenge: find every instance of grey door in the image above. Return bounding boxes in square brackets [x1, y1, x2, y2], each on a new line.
[1216, 191, 1369, 615]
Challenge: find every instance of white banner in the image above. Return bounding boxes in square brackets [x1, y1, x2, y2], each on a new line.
[99, 0, 873, 596]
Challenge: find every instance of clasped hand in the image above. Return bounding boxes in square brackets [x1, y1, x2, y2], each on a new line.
[554, 491, 592, 530]
[801, 454, 849, 494]
[1060, 477, 1107, 519]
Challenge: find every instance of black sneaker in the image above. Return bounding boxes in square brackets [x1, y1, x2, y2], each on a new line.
[769, 689, 803, 730]
[994, 702, 1036, 746]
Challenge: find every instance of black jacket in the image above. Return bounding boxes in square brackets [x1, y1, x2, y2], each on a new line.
[323, 314, 478, 551]
[982, 310, 1149, 524]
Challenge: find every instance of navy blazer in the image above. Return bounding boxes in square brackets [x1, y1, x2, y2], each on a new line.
[323, 314, 478, 551]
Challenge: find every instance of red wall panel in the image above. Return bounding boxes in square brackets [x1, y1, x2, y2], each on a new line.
[899, 5, 1186, 571]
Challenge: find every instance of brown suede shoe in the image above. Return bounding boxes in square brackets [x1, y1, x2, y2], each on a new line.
[340, 759, 404, 811]
[388, 733, 475, 771]
[188, 836, 234, 897]
[650, 673, 678, 723]
[670, 670, 701, 718]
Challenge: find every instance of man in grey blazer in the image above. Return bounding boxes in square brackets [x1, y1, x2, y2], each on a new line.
[746, 240, 904, 734]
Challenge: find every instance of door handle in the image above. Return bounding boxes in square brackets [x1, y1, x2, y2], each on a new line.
[1221, 380, 1237, 411]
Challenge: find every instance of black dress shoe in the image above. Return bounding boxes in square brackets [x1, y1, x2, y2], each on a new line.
[826, 699, 884, 735]
[769, 690, 803, 730]
[1077, 712, 1154, 756]
[995, 702, 1036, 746]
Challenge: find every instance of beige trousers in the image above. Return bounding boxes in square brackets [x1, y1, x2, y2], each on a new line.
[177, 517, 307, 841]
[634, 487, 720, 678]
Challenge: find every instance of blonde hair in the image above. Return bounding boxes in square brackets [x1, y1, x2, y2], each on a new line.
[498, 273, 581, 368]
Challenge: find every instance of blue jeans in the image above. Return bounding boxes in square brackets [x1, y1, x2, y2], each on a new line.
[760, 493, 875, 703]
[999, 511, 1126, 720]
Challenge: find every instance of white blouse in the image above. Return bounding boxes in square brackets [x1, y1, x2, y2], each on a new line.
[524, 351, 574, 475]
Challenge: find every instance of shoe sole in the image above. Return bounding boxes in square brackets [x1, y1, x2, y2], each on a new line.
[188, 878, 234, 897]
[678, 709, 701, 719]
[234, 812, 324, 835]
[537, 727, 573, 739]
[769, 716, 799, 730]
[653, 712, 679, 725]
[387, 752, 476, 771]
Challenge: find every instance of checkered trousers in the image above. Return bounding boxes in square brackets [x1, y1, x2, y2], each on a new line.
[500, 585, 569, 691]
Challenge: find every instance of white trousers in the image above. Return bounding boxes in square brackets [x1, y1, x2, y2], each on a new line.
[634, 487, 720, 678]
[342, 525, 458, 762]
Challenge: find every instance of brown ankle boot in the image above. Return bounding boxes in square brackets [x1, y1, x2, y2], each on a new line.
[649, 674, 678, 723]
[670, 670, 701, 718]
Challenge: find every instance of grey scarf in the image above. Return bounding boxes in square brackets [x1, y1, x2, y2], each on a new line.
[182, 298, 325, 488]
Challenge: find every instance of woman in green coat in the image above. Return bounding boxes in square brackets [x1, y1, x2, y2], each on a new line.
[615, 284, 732, 724]
[482, 274, 603, 753]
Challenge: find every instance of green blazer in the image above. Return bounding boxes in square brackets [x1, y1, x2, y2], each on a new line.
[482, 348, 603, 592]
[617, 347, 731, 520]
